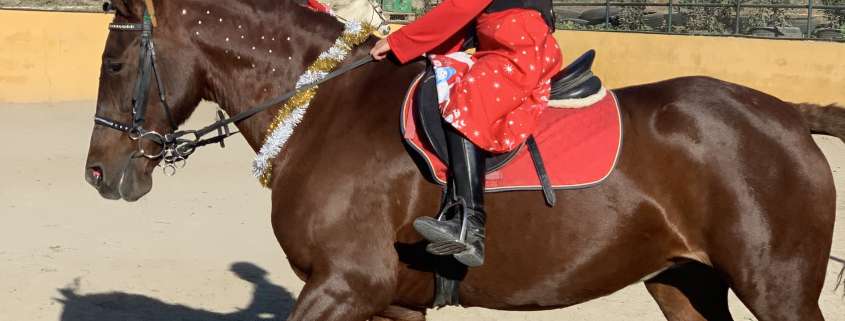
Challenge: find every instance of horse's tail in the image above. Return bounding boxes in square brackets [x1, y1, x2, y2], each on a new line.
[792, 103, 845, 143]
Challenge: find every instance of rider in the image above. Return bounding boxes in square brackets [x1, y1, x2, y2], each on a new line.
[370, 0, 561, 267]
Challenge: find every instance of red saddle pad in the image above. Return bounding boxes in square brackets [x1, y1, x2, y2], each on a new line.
[402, 74, 622, 192]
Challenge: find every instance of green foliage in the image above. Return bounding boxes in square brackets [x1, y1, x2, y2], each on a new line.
[822, 0, 845, 28]
[678, 0, 734, 34]
[745, 0, 792, 30]
[556, 20, 613, 31]
[556, 20, 585, 30]
[616, 0, 652, 31]
[420, 0, 439, 12]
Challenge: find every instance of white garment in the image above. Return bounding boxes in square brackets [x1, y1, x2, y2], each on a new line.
[321, 0, 387, 30]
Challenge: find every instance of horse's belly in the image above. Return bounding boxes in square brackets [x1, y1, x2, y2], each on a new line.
[395, 184, 686, 309]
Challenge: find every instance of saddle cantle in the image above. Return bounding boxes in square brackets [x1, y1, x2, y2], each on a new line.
[410, 50, 605, 176]
[550, 49, 602, 101]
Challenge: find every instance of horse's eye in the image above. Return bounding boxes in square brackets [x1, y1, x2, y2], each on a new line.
[106, 61, 124, 74]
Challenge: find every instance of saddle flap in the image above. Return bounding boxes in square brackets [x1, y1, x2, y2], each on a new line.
[414, 65, 449, 164]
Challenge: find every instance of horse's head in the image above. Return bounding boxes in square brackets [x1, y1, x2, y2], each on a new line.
[85, 0, 202, 201]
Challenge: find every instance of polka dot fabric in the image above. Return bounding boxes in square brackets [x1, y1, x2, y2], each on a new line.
[431, 9, 561, 153]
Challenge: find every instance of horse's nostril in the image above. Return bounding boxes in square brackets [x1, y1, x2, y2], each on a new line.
[89, 166, 104, 186]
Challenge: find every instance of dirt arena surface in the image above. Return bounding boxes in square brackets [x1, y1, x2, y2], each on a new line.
[1, 101, 843, 321]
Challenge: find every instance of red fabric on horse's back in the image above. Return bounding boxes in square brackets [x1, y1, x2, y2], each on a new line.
[402, 75, 622, 191]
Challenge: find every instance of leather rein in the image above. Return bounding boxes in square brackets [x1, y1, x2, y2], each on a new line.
[94, 11, 374, 175]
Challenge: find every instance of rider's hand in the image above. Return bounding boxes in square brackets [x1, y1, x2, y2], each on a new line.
[370, 38, 391, 61]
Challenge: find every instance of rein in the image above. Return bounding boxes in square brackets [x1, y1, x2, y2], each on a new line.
[94, 10, 374, 176]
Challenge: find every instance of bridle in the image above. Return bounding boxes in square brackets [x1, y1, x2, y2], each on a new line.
[94, 9, 375, 176]
[95, 13, 205, 175]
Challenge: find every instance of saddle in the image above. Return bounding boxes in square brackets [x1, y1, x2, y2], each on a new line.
[413, 50, 602, 171]
[407, 50, 603, 200]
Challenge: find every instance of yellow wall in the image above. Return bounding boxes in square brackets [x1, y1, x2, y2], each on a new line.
[0, 11, 111, 103]
[1, 11, 843, 104]
[555, 31, 845, 104]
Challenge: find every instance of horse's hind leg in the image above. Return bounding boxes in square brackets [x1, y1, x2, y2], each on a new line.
[725, 256, 826, 321]
[645, 262, 733, 321]
[717, 177, 832, 320]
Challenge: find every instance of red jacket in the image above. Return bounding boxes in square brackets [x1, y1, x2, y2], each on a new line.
[306, 0, 332, 14]
[387, 0, 493, 63]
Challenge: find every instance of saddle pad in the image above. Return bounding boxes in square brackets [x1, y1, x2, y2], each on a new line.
[401, 74, 623, 192]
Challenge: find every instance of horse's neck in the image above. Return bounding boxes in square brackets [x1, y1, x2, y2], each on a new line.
[183, 1, 343, 151]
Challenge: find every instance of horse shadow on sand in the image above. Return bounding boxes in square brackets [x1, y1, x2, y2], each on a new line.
[56, 262, 295, 321]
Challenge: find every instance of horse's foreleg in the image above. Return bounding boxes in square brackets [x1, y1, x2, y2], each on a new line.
[286, 271, 397, 321]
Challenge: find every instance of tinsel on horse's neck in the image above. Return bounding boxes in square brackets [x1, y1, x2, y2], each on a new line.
[162, 0, 346, 150]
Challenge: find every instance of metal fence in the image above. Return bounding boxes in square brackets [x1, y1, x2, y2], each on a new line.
[551, 0, 845, 41]
[2, 1, 843, 41]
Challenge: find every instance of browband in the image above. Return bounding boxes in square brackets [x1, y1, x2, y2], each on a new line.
[109, 23, 145, 31]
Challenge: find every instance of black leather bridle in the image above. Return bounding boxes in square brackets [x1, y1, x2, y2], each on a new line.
[94, 12, 218, 174]
[94, 11, 374, 175]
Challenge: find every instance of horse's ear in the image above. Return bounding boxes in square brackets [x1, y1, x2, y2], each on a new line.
[110, 0, 147, 20]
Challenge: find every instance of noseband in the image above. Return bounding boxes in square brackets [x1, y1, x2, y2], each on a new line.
[93, 11, 375, 176]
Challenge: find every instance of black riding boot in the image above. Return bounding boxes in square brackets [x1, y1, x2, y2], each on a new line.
[413, 126, 487, 267]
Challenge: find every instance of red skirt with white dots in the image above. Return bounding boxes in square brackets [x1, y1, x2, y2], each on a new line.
[431, 9, 562, 153]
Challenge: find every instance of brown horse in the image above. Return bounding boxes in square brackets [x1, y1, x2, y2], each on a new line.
[85, 0, 842, 320]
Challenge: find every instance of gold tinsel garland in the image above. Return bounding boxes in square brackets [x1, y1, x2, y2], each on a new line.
[254, 22, 375, 187]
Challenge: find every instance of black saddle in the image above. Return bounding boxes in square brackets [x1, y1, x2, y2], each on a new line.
[413, 50, 602, 171]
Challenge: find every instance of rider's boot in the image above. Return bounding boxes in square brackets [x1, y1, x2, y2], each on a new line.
[413, 126, 487, 267]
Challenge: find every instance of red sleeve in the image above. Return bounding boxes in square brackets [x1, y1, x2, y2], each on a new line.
[306, 0, 332, 13]
[387, 0, 492, 63]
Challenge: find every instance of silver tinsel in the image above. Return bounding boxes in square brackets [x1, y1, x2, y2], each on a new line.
[252, 20, 371, 181]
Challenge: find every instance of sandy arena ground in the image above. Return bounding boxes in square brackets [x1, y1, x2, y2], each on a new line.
[0, 101, 843, 321]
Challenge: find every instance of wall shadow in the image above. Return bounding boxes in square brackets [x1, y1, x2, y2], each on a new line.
[56, 262, 295, 321]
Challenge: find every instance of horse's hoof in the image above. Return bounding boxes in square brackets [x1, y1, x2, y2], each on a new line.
[426, 241, 467, 255]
